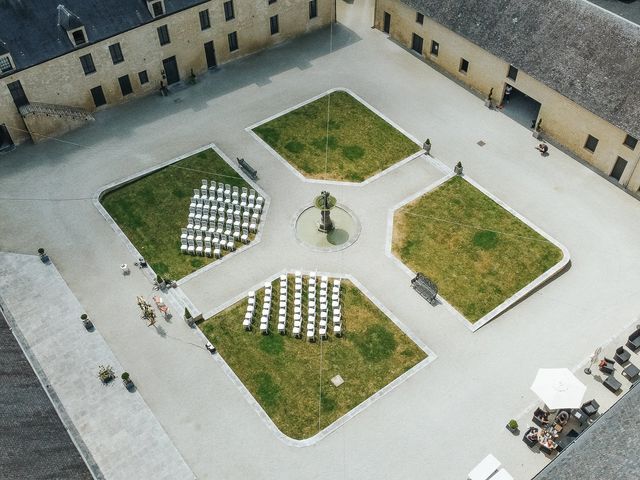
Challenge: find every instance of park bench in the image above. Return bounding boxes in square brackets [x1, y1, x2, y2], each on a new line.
[411, 273, 438, 306]
[237, 157, 258, 180]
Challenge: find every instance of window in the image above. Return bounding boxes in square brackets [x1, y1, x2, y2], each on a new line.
[623, 134, 638, 150]
[228, 31, 239, 52]
[309, 0, 318, 19]
[109, 43, 124, 64]
[79, 53, 96, 75]
[459, 58, 469, 73]
[199, 10, 211, 30]
[416, 12, 424, 25]
[507, 65, 518, 81]
[138, 70, 149, 85]
[71, 29, 86, 46]
[157, 25, 170, 45]
[90, 86, 106, 107]
[411, 33, 423, 54]
[152, 1, 164, 16]
[118, 75, 133, 96]
[224, 1, 235, 21]
[610, 156, 628, 181]
[0, 55, 13, 74]
[270, 15, 279, 35]
[584, 134, 599, 153]
[430, 40, 439, 56]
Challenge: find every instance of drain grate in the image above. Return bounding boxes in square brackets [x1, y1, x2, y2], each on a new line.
[477, 140, 486, 147]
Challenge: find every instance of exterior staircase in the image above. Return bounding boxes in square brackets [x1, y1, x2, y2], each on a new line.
[18, 102, 94, 143]
[19, 102, 94, 121]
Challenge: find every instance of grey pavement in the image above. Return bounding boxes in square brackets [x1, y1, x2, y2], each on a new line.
[0, 253, 194, 480]
[1, 0, 640, 479]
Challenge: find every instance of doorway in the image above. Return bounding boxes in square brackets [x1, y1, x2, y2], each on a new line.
[7, 80, 29, 109]
[610, 156, 628, 182]
[501, 84, 541, 130]
[204, 41, 217, 69]
[0, 124, 14, 152]
[162, 56, 180, 85]
[383, 12, 391, 33]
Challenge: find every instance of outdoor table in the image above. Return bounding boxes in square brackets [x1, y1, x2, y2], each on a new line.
[467, 454, 500, 480]
[623, 363, 640, 380]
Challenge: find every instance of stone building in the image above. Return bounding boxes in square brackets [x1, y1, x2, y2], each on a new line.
[374, 0, 640, 193]
[0, 0, 332, 147]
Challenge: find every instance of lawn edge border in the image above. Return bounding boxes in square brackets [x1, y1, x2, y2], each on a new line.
[196, 268, 437, 447]
[244, 87, 425, 186]
[92, 142, 270, 291]
[386, 171, 571, 332]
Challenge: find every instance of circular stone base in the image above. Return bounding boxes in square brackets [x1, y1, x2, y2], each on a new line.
[294, 205, 361, 252]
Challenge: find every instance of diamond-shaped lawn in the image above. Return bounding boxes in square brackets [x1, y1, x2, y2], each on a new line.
[198, 274, 427, 440]
[253, 90, 420, 182]
[101, 148, 255, 280]
[393, 176, 564, 323]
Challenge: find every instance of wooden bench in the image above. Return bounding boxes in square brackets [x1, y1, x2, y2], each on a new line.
[411, 273, 438, 306]
[237, 157, 258, 180]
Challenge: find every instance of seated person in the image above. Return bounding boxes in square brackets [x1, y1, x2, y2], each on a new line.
[535, 410, 550, 422]
[526, 427, 539, 441]
[535, 143, 549, 154]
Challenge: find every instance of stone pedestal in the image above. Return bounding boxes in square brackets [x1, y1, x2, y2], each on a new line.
[318, 209, 334, 233]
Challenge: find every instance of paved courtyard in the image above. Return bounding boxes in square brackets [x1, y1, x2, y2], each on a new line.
[1, 1, 640, 479]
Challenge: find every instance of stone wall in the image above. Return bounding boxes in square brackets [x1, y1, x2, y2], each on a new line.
[375, 0, 640, 193]
[0, 0, 332, 146]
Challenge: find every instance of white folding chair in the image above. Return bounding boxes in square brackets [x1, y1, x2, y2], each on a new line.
[204, 238, 212, 257]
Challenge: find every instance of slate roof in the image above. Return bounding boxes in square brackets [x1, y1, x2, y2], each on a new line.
[0, 0, 208, 71]
[534, 383, 640, 480]
[0, 310, 92, 480]
[401, 0, 640, 139]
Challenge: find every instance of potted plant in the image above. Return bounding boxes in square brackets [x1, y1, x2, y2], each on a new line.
[80, 314, 94, 331]
[188, 68, 197, 85]
[532, 118, 543, 139]
[184, 307, 194, 327]
[506, 419, 519, 434]
[97, 365, 115, 384]
[121, 372, 134, 390]
[454, 161, 464, 175]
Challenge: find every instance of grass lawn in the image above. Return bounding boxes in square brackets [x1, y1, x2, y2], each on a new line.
[253, 90, 420, 182]
[393, 176, 563, 323]
[101, 149, 252, 280]
[199, 277, 426, 440]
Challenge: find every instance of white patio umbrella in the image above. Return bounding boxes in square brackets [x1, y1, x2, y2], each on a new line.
[530, 368, 586, 410]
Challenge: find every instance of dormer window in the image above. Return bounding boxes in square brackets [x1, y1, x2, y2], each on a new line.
[0, 54, 14, 74]
[0, 42, 14, 74]
[147, 0, 166, 17]
[71, 29, 86, 45]
[58, 5, 88, 47]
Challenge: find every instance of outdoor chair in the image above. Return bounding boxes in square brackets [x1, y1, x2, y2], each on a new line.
[581, 399, 599, 417]
[532, 408, 550, 426]
[599, 357, 615, 374]
[614, 346, 630, 365]
[627, 329, 640, 352]
[539, 444, 556, 455]
[571, 408, 588, 425]
[603, 374, 622, 393]
[522, 427, 538, 448]
[623, 363, 640, 382]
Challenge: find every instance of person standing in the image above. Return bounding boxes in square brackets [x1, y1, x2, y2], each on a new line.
[504, 84, 513, 103]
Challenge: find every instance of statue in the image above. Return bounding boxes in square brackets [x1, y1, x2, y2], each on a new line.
[314, 190, 336, 233]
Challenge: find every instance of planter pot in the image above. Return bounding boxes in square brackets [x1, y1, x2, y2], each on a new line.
[484, 99, 492, 108]
[532, 130, 541, 139]
[424, 145, 431, 155]
[506, 425, 519, 435]
[83, 319, 94, 331]
[123, 379, 135, 391]
[185, 316, 195, 327]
